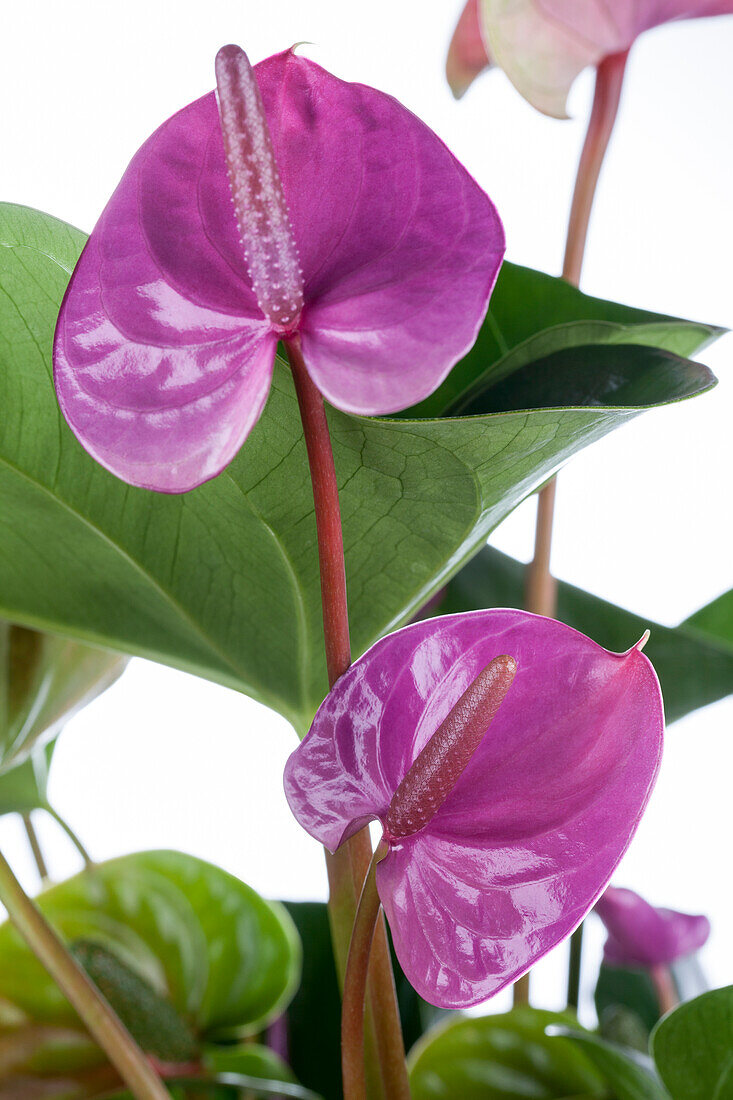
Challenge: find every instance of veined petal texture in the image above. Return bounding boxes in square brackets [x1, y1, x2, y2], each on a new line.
[284, 609, 664, 1007]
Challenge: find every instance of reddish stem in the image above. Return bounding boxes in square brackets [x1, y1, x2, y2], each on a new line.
[342, 843, 388, 1100]
[286, 339, 410, 1100]
[520, 50, 629, 1010]
[651, 964, 679, 1017]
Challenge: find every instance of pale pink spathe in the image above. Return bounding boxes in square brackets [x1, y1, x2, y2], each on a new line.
[475, 0, 733, 116]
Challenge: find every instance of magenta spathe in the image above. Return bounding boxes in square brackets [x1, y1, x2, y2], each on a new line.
[596, 885, 711, 968]
[53, 45, 505, 494]
[284, 608, 664, 1008]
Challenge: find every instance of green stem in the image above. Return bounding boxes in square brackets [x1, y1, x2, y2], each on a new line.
[566, 923, 584, 1010]
[0, 847, 169, 1100]
[286, 338, 410, 1100]
[523, 50, 629, 1011]
[342, 843, 388, 1100]
[22, 812, 49, 882]
[46, 805, 94, 869]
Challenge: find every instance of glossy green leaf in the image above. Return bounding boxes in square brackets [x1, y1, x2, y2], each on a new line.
[0, 204, 717, 732]
[0, 851, 300, 1037]
[0, 621, 126, 773]
[0, 739, 53, 816]
[651, 986, 733, 1099]
[437, 546, 733, 724]
[552, 1028, 668, 1100]
[408, 1008, 607, 1099]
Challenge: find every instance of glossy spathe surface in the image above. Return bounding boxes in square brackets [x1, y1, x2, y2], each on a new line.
[596, 885, 710, 967]
[284, 609, 664, 1007]
[53, 48, 504, 493]
[476, 0, 733, 117]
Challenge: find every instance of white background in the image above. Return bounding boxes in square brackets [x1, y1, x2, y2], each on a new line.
[1, 1, 732, 1023]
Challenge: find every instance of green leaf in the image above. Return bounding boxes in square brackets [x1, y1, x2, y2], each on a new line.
[0, 204, 717, 732]
[437, 546, 733, 725]
[0, 738, 54, 815]
[651, 986, 733, 1099]
[406, 260, 722, 419]
[0, 621, 126, 773]
[0, 851, 300, 1039]
[407, 1008, 608, 1099]
[552, 1028, 668, 1100]
[595, 965, 662, 1039]
[281, 902, 342, 1100]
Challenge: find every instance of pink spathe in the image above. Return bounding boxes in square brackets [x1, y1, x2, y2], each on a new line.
[596, 885, 711, 967]
[54, 46, 505, 493]
[284, 609, 664, 1008]
[446, 0, 492, 98]
[450, 0, 733, 116]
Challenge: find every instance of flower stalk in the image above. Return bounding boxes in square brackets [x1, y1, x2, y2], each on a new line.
[522, 49, 629, 1011]
[0, 847, 168, 1100]
[286, 339, 410, 1100]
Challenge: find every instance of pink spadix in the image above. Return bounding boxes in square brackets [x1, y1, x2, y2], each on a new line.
[385, 654, 516, 839]
[215, 45, 304, 332]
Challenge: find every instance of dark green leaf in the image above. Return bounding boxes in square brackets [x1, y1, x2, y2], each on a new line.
[281, 902, 342, 1100]
[437, 546, 733, 724]
[595, 966, 662, 1038]
[0, 205, 717, 732]
[651, 985, 733, 1099]
[408, 1008, 608, 1098]
[552, 1028, 668, 1100]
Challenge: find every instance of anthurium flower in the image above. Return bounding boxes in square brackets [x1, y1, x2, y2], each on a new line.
[446, 0, 492, 98]
[450, 0, 733, 117]
[53, 45, 504, 494]
[596, 886, 710, 968]
[284, 609, 663, 1008]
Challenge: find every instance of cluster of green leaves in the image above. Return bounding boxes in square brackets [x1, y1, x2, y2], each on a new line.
[0, 850, 309, 1098]
[0, 199, 730, 1099]
[407, 986, 733, 1099]
[0, 203, 721, 736]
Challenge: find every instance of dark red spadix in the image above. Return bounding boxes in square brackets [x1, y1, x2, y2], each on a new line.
[384, 654, 517, 839]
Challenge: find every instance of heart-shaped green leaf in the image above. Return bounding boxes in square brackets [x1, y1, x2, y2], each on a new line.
[0, 620, 126, 773]
[0, 204, 717, 732]
[408, 1009, 608, 1098]
[437, 546, 733, 725]
[651, 986, 733, 1099]
[0, 851, 299, 1066]
[552, 1027, 669, 1100]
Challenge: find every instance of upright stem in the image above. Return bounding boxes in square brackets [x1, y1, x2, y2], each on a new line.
[22, 812, 49, 882]
[47, 806, 95, 870]
[566, 922, 584, 1011]
[0, 848, 168, 1100]
[650, 964, 678, 1017]
[286, 338, 410, 1100]
[342, 844, 387, 1100]
[520, 48, 629, 1012]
